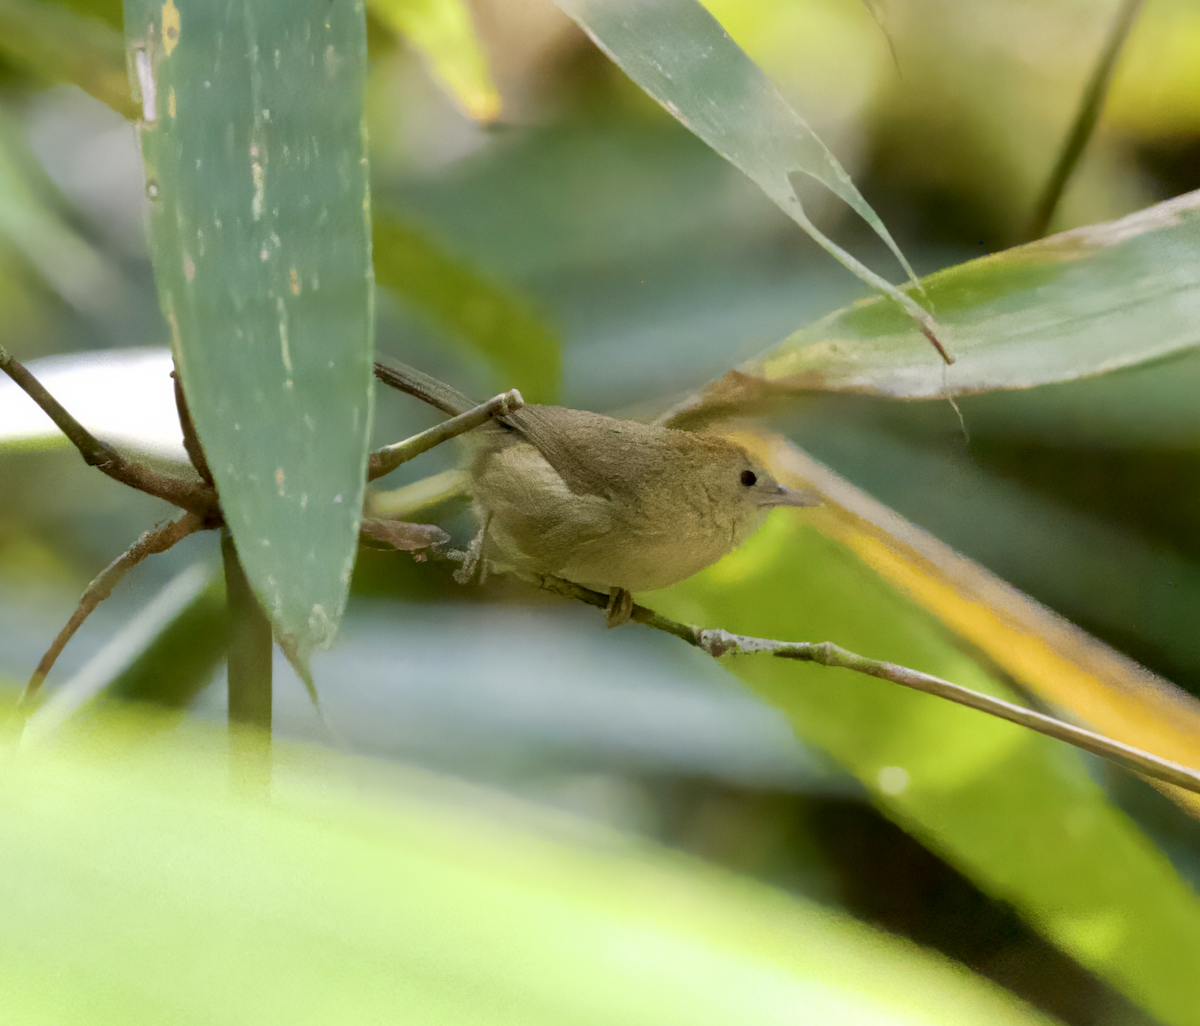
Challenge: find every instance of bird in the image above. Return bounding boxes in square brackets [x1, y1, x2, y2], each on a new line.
[375, 361, 819, 627]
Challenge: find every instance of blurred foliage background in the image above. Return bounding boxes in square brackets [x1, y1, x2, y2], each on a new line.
[3, 0, 1200, 1022]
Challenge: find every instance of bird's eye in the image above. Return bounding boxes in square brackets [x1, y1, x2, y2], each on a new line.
[740, 470, 757, 487]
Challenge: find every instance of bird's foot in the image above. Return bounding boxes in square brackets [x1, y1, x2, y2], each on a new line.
[605, 587, 633, 629]
[453, 526, 488, 585]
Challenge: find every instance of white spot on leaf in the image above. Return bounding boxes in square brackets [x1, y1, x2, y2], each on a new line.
[251, 160, 265, 220]
[877, 766, 910, 795]
[135, 49, 157, 124]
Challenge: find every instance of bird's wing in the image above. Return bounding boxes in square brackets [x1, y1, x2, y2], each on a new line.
[505, 406, 617, 501]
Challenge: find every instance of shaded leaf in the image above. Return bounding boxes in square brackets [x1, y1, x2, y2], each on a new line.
[0, 0, 134, 116]
[551, 0, 942, 350]
[0, 701, 1056, 1026]
[649, 432, 1200, 1025]
[0, 109, 124, 314]
[126, 0, 375, 662]
[374, 214, 561, 402]
[368, 0, 500, 122]
[669, 190, 1200, 422]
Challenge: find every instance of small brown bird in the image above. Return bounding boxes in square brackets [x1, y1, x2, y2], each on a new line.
[376, 362, 819, 627]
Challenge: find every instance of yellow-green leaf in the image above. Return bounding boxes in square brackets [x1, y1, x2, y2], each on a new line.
[369, 0, 500, 122]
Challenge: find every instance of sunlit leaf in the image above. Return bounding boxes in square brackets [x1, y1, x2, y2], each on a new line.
[750, 434, 1200, 815]
[368, 0, 500, 122]
[0, 702, 1056, 1026]
[0, 0, 134, 116]
[125, 0, 375, 663]
[1107, 0, 1200, 137]
[374, 214, 560, 403]
[0, 347, 184, 459]
[649, 432, 1200, 1026]
[551, 0, 943, 349]
[669, 191, 1200, 421]
[785, 409, 1200, 715]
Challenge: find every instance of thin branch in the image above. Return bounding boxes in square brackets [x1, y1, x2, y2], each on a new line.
[1024, 0, 1145, 241]
[360, 518, 449, 551]
[0, 344, 219, 517]
[172, 370, 214, 486]
[368, 389, 524, 481]
[22, 511, 207, 702]
[534, 575, 1200, 798]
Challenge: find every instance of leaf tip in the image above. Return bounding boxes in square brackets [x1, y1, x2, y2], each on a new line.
[920, 323, 954, 365]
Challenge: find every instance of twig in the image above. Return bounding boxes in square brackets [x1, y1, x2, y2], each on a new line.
[172, 370, 214, 486]
[1024, 0, 1145, 241]
[369, 468, 470, 520]
[360, 518, 449, 551]
[535, 575, 1200, 798]
[0, 344, 219, 517]
[22, 511, 207, 702]
[368, 389, 524, 481]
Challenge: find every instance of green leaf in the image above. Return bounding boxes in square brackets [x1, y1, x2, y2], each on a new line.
[649, 494, 1200, 1026]
[675, 190, 1200, 419]
[368, 0, 500, 122]
[125, 0, 375, 662]
[373, 214, 561, 403]
[0, 701, 1057, 1026]
[550, 0, 942, 348]
[0, 109, 123, 314]
[0, 0, 135, 116]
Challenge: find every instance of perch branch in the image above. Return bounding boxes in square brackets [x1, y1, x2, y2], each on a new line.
[0, 345, 219, 517]
[22, 511, 207, 702]
[172, 370, 214, 486]
[534, 575, 1200, 798]
[368, 389, 524, 481]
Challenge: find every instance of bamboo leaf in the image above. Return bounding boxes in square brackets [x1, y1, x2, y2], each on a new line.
[650, 431, 1200, 1026]
[373, 214, 561, 403]
[368, 0, 500, 122]
[551, 0, 943, 351]
[0, 0, 135, 116]
[125, 0, 375, 663]
[670, 191, 1200, 422]
[0, 110, 124, 314]
[0, 701, 1057, 1026]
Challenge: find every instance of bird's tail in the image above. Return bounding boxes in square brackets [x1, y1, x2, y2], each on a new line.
[373, 359, 478, 417]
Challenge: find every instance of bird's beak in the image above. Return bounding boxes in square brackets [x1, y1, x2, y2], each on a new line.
[761, 484, 822, 508]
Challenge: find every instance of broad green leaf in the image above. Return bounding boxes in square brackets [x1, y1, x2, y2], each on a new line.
[759, 434, 1200, 821]
[649, 433, 1200, 1025]
[368, 0, 500, 122]
[0, 701, 1056, 1026]
[787, 412, 1200, 717]
[125, 0, 375, 662]
[671, 190, 1200, 420]
[0, 0, 134, 116]
[373, 214, 560, 403]
[550, 0, 942, 347]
